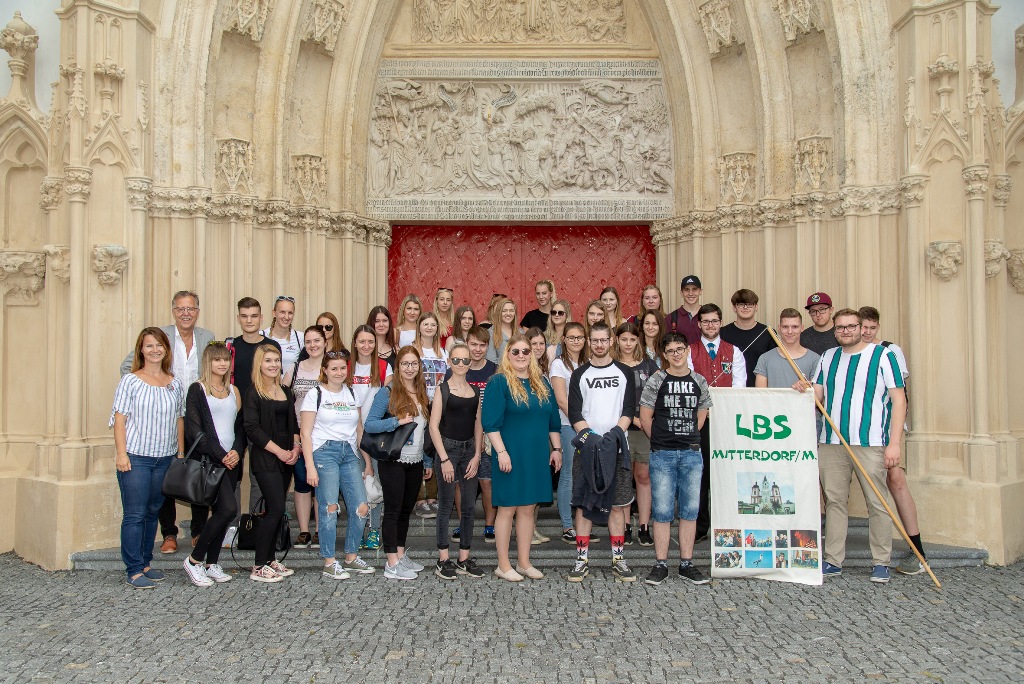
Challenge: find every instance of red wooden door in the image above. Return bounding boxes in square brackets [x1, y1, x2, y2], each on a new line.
[387, 225, 655, 325]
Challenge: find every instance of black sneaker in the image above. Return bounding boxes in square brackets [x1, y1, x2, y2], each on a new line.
[623, 524, 634, 546]
[451, 527, 461, 542]
[434, 559, 458, 580]
[637, 525, 654, 547]
[645, 563, 668, 585]
[679, 564, 710, 585]
[612, 560, 637, 582]
[455, 557, 484, 578]
[484, 526, 495, 543]
[294, 531, 311, 549]
[561, 528, 577, 544]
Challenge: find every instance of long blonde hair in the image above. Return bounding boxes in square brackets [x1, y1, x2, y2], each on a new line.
[414, 311, 442, 357]
[489, 297, 516, 351]
[251, 344, 283, 400]
[398, 294, 422, 327]
[199, 341, 233, 395]
[497, 333, 551, 406]
[545, 299, 572, 345]
[433, 288, 454, 338]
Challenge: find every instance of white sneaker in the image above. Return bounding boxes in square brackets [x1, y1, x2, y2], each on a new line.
[398, 554, 424, 573]
[384, 561, 417, 580]
[322, 561, 350, 580]
[205, 563, 232, 583]
[222, 526, 237, 549]
[250, 565, 283, 583]
[269, 560, 294, 577]
[343, 556, 376, 575]
[183, 557, 213, 587]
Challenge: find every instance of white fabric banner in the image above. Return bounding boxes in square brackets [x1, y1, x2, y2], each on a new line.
[709, 388, 822, 586]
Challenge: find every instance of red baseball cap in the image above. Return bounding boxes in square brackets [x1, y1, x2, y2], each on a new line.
[805, 292, 833, 309]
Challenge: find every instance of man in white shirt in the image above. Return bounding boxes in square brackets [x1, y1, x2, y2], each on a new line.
[859, 305, 926, 576]
[119, 290, 216, 553]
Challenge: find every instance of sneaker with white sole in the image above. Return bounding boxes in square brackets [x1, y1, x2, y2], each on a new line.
[870, 565, 891, 584]
[250, 565, 283, 583]
[322, 561, 350, 580]
[455, 557, 484, 578]
[567, 559, 589, 582]
[612, 560, 637, 582]
[434, 559, 458, 580]
[183, 557, 213, 587]
[269, 560, 294, 577]
[343, 556, 376, 575]
[384, 561, 417, 580]
[896, 557, 925, 576]
[399, 555, 425, 573]
[205, 564, 232, 583]
[678, 563, 710, 585]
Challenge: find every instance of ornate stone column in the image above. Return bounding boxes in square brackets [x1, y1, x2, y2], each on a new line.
[962, 166, 993, 446]
[125, 178, 151, 351]
[63, 167, 92, 446]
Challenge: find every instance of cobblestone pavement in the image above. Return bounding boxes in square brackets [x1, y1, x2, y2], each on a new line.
[0, 553, 1020, 684]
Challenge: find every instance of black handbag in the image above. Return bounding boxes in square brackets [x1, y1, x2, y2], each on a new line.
[232, 497, 291, 560]
[160, 433, 225, 507]
[360, 421, 416, 462]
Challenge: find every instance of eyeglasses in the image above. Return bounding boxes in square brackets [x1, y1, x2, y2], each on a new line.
[564, 335, 585, 343]
[450, 357, 471, 366]
[275, 295, 295, 303]
[399, 361, 420, 369]
[590, 338, 611, 345]
[808, 307, 831, 315]
[508, 348, 530, 357]
[835, 324, 861, 332]
[173, 306, 198, 314]
[664, 347, 687, 356]
[551, 310, 566, 316]
[735, 303, 756, 309]
[699, 320, 722, 326]
[325, 350, 350, 359]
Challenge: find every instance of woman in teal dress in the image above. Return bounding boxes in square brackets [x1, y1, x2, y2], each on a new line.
[482, 333, 563, 582]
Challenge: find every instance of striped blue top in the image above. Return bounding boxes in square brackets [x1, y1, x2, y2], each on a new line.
[815, 343, 904, 447]
[109, 374, 186, 457]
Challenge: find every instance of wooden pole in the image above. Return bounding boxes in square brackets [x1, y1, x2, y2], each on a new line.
[764, 326, 941, 589]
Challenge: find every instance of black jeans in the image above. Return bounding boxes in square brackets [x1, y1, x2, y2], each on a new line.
[435, 437, 478, 552]
[158, 497, 178, 538]
[696, 417, 712, 539]
[252, 470, 288, 567]
[379, 460, 423, 554]
[190, 467, 240, 565]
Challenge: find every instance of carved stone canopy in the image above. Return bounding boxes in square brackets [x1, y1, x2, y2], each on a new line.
[926, 241, 963, 282]
[0, 250, 45, 305]
[91, 245, 129, 286]
[43, 245, 70, 284]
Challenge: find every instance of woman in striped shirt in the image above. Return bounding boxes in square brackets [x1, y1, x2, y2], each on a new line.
[110, 327, 186, 589]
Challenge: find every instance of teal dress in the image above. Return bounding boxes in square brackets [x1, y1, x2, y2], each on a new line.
[481, 373, 561, 507]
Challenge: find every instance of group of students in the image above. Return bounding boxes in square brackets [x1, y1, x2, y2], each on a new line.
[111, 276, 921, 589]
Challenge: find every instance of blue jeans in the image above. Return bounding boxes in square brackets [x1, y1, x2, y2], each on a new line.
[558, 425, 576, 529]
[117, 454, 173, 577]
[650, 448, 703, 522]
[313, 440, 368, 558]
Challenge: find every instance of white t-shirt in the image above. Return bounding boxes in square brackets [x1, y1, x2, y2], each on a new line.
[548, 358, 574, 426]
[400, 414, 427, 464]
[353, 361, 393, 426]
[300, 384, 362, 453]
[398, 328, 417, 348]
[261, 328, 302, 381]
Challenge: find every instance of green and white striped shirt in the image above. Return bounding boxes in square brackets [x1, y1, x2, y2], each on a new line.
[815, 343, 904, 447]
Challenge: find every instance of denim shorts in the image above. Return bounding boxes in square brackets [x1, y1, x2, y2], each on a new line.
[649, 448, 703, 522]
[293, 456, 314, 494]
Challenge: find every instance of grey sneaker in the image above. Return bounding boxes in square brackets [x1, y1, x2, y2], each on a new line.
[399, 554, 425, 573]
[567, 559, 589, 582]
[322, 561, 350, 580]
[612, 560, 637, 582]
[896, 557, 925, 576]
[384, 561, 417, 580]
[343, 556, 376, 575]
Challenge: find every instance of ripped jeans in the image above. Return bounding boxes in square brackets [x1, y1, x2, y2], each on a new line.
[312, 440, 368, 559]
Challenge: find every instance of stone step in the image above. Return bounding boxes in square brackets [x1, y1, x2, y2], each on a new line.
[71, 512, 987, 573]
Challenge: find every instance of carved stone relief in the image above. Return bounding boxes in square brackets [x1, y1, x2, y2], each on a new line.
[91, 245, 129, 286]
[773, 0, 821, 44]
[125, 179, 152, 210]
[794, 136, 832, 191]
[43, 245, 70, 284]
[926, 241, 963, 281]
[39, 177, 64, 212]
[833, 185, 901, 217]
[216, 139, 254, 194]
[962, 167, 989, 199]
[0, 250, 45, 305]
[899, 176, 927, 207]
[993, 175, 1012, 207]
[0, 12, 38, 62]
[718, 153, 754, 203]
[63, 168, 92, 201]
[290, 155, 327, 206]
[698, 0, 739, 56]
[411, 0, 627, 44]
[984, 239, 1010, 279]
[93, 57, 125, 115]
[226, 0, 274, 42]
[1007, 249, 1024, 294]
[150, 187, 210, 217]
[366, 60, 672, 221]
[59, 62, 87, 120]
[304, 0, 346, 52]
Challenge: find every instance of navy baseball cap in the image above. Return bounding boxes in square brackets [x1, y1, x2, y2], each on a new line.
[680, 275, 702, 289]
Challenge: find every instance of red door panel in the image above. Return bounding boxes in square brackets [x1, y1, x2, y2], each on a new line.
[388, 225, 655, 326]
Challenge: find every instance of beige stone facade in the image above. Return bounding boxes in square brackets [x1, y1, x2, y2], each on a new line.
[0, 0, 1021, 569]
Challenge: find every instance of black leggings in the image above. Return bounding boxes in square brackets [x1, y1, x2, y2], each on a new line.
[379, 460, 423, 554]
[190, 467, 240, 565]
[252, 470, 289, 567]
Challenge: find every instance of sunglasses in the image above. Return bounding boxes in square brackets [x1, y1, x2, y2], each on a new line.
[325, 350, 350, 359]
[450, 357, 471, 366]
[508, 348, 530, 357]
[437, 287, 453, 294]
[551, 310, 566, 316]
[275, 295, 295, 303]
[321, 324, 334, 332]
[492, 293, 507, 299]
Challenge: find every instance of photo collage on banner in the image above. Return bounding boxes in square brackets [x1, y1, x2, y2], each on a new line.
[709, 388, 822, 586]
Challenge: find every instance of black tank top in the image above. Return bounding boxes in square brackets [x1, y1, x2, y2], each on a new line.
[439, 384, 479, 442]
